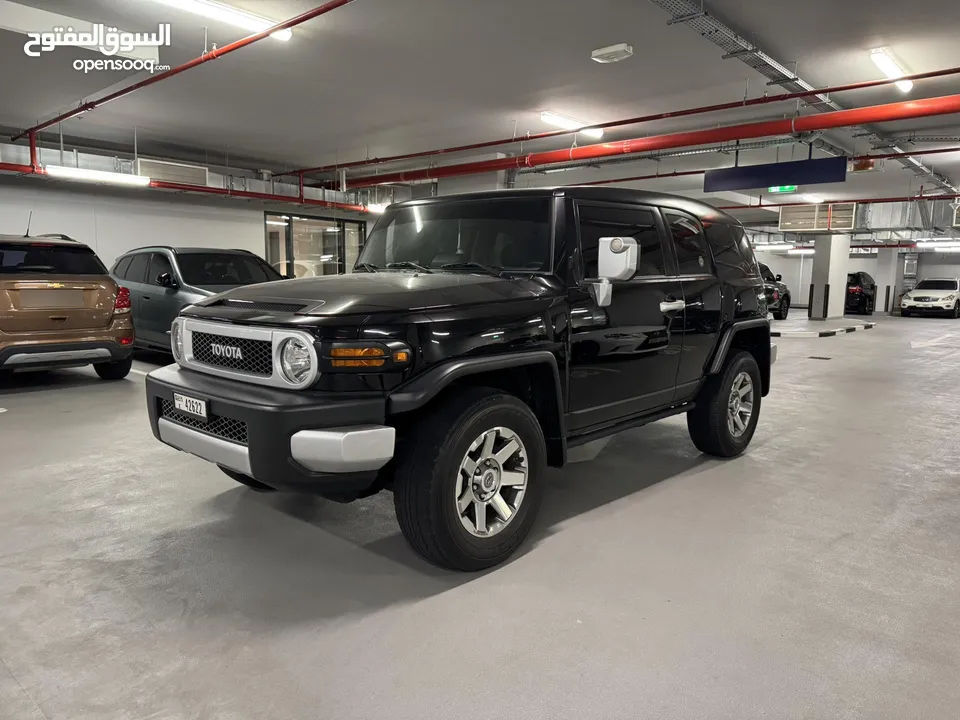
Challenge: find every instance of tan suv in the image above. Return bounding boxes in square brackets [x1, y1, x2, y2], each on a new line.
[0, 234, 134, 379]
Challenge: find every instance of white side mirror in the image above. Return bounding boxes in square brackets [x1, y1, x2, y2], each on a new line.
[598, 236, 638, 281]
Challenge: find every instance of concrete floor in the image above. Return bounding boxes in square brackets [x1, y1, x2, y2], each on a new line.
[2, 316, 959, 719]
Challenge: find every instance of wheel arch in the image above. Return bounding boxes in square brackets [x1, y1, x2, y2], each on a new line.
[388, 351, 567, 467]
[707, 319, 772, 396]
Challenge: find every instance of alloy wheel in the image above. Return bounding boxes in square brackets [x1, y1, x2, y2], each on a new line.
[727, 372, 755, 438]
[455, 427, 528, 538]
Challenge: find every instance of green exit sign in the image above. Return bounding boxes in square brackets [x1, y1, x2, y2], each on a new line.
[768, 185, 799, 194]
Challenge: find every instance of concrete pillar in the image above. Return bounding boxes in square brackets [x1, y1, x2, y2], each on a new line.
[808, 234, 850, 320]
[875, 248, 899, 314]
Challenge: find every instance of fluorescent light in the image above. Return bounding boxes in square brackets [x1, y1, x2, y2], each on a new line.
[591, 43, 634, 64]
[541, 111, 604, 139]
[917, 240, 960, 249]
[366, 203, 388, 214]
[150, 0, 292, 41]
[265, 220, 288, 226]
[542, 167, 572, 174]
[44, 165, 150, 187]
[870, 49, 913, 93]
[803, 194, 825, 204]
[787, 248, 815, 256]
[319, 254, 334, 261]
[755, 243, 795, 251]
[325, 227, 340, 232]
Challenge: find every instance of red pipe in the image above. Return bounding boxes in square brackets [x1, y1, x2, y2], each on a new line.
[346, 93, 960, 188]
[288, 65, 960, 177]
[718, 192, 960, 210]
[0, 162, 34, 174]
[28, 131, 39, 171]
[148, 180, 369, 213]
[11, 0, 357, 142]
[575, 147, 960, 187]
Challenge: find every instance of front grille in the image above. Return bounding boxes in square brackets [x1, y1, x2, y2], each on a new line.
[912, 296, 933, 302]
[191, 331, 272, 376]
[217, 299, 307, 313]
[159, 399, 248, 445]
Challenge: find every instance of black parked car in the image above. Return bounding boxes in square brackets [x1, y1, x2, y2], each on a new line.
[111, 247, 283, 351]
[845, 270, 876, 315]
[758, 262, 791, 320]
[144, 188, 776, 571]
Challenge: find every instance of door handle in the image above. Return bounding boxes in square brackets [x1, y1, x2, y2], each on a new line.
[659, 299, 685, 314]
[141, 295, 151, 301]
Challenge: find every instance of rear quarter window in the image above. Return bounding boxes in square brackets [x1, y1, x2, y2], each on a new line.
[704, 223, 757, 280]
[0, 242, 106, 275]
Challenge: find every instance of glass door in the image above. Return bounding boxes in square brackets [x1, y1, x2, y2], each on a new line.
[265, 212, 367, 276]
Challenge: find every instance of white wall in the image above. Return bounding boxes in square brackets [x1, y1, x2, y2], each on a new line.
[0, 182, 269, 268]
[917, 253, 960, 279]
[759, 254, 878, 307]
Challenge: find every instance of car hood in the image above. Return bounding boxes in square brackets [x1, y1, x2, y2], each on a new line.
[907, 288, 957, 299]
[195, 271, 550, 315]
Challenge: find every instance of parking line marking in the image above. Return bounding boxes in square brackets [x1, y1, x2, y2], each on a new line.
[129, 368, 148, 376]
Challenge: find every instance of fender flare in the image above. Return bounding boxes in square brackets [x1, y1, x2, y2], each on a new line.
[388, 350, 564, 416]
[707, 318, 771, 375]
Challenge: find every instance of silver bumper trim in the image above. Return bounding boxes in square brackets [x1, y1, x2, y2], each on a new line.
[291, 426, 396, 473]
[771, 343, 778, 365]
[158, 418, 252, 476]
[2, 348, 112, 367]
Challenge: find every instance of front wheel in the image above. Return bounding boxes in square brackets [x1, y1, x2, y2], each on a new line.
[687, 350, 761, 458]
[393, 387, 546, 571]
[94, 356, 132, 381]
[773, 296, 790, 320]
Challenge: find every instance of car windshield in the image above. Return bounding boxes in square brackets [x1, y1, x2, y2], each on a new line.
[177, 253, 282, 286]
[914, 279, 958, 291]
[358, 198, 552, 273]
[0, 242, 106, 274]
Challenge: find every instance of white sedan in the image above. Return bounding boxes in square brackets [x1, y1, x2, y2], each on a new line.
[901, 278, 960, 318]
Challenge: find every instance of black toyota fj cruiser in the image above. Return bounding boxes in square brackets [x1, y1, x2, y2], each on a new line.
[145, 188, 776, 571]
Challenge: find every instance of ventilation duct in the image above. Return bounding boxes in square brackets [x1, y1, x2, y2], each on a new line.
[778, 203, 857, 232]
[136, 158, 209, 186]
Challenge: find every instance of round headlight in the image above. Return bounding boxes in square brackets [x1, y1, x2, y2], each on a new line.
[279, 337, 313, 384]
[171, 320, 183, 361]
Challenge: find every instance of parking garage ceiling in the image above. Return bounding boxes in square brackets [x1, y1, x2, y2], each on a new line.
[1, 0, 959, 211]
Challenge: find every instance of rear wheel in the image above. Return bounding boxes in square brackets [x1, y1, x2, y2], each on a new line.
[687, 350, 761, 458]
[218, 466, 276, 492]
[393, 387, 546, 571]
[773, 296, 790, 320]
[865, 298, 874, 316]
[94, 356, 132, 381]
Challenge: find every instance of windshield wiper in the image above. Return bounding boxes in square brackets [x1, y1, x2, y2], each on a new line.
[356, 262, 379, 273]
[440, 262, 505, 277]
[386, 261, 433, 273]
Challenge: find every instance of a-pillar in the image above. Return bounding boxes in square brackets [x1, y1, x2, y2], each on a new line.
[808, 234, 850, 320]
[874, 248, 899, 314]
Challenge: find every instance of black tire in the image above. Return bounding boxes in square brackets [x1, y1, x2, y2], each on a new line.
[94, 356, 132, 380]
[773, 296, 790, 320]
[218, 465, 276, 492]
[687, 350, 762, 458]
[393, 386, 546, 572]
[901, 308, 910, 317]
[953, 301, 959, 319]
[865, 299, 874, 316]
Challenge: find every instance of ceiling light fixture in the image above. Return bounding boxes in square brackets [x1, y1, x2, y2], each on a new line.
[265, 220, 288, 226]
[591, 43, 634, 64]
[366, 203, 387, 214]
[916, 240, 960, 249]
[870, 49, 913, 93]
[540, 111, 604, 139]
[787, 248, 815, 255]
[754, 243, 795, 251]
[150, 0, 293, 41]
[44, 165, 151, 187]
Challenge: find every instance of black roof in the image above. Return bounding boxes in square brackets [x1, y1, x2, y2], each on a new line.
[392, 186, 739, 225]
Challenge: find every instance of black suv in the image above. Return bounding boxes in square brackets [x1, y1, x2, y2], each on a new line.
[144, 188, 776, 571]
[845, 270, 876, 315]
[758, 262, 791, 320]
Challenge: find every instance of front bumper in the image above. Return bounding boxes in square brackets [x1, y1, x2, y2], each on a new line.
[901, 301, 956, 315]
[146, 364, 395, 500]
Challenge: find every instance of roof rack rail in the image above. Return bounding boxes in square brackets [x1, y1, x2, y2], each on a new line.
[36, 233, 82, 242]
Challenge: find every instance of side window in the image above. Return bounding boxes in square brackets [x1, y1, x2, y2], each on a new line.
[578, 205, 666, 278]
[664, 211, 713, 275]
[706, 222, 758, 280]
[148, 253, 174, 285]
[125, 253, 149, 284]
[113, 256, 132, 278]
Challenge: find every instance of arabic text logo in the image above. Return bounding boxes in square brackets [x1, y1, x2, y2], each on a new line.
[23, 23, 171, 58]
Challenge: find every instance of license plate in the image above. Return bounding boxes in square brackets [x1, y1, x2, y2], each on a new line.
[173, 393, 207, 420]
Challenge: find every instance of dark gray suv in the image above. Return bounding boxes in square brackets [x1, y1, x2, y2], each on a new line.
[110, 247, 283, 352]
